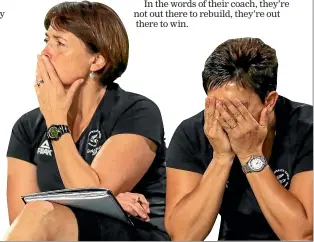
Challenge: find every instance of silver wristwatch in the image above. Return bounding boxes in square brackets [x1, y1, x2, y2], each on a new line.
[242, 156, 268, 174]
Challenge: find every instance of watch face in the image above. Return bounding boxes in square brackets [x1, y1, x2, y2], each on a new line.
[49, 126, 59, 138]
[249, 158, 265, 170]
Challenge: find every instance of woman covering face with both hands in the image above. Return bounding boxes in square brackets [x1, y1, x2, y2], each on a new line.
[165, 38, 313, 241]
[5, 1, 169, 241]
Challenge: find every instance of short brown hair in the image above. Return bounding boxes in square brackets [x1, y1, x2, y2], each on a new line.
[202, 38, 278, 102]
[44, 1, 129, 86]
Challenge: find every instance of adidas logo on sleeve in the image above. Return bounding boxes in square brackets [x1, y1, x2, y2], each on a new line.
[37, 140, 53, 156]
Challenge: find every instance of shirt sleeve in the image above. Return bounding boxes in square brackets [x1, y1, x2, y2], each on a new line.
[6, 114, 36, 165]
[111, 99, 164, 147]
[166, 120, 206, 174]
[292, 124, 313, 175]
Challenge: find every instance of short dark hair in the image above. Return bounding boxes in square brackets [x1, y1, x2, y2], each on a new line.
[202, 38, 278, 102]
[44, 1, 129, 86]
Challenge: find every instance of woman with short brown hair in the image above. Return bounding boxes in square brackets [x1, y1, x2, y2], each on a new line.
[4, 1, 169, 240]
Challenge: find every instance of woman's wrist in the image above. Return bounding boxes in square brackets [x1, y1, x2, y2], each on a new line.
[45, 117, 68, 127]
[213, 152, 235, 166]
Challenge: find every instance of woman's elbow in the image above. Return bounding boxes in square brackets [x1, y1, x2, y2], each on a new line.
[281, 224, 313, 241]
[300, 226, 313, 241]
[303, 234, 313, 241]
[164, 213, 184, 240]
[164, 214, 173, 239]
[164, 217, 203, 241]
[294, 231, 313, 241]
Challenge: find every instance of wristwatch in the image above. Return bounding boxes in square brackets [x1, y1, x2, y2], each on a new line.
[46, 124, 70, 141]
[242, 156, 268, 174]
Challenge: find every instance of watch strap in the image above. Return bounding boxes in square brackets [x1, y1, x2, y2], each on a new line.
[58, 125, 70, 134]
[47, 124, 70, 141]
[242, 163, 251, 174]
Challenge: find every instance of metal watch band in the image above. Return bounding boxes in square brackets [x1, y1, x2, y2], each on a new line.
[242, 164, 251, 174]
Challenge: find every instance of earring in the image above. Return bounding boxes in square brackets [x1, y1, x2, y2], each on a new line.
[89, 71, 95, 79]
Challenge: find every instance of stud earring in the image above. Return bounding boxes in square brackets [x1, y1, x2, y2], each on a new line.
[89, 71, 95, 79]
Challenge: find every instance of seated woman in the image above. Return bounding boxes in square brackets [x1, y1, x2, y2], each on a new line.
[165, 38, 313, 240]
[4, 1, 169, 241]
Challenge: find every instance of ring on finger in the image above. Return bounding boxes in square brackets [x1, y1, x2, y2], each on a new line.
[36, 80, 44, 87]
[227, 118, 236, 125]
[226, 118, 238, 128]
[133, 196, 140, 203]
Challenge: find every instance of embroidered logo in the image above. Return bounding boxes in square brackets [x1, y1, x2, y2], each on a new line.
[88, 130, 101, 147]
[87, 130, 102, 156]
[274, 169, 290, 187]
[37, 140, 52, 156]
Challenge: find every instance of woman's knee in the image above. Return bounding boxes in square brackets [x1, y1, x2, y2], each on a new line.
[20, 201, 55, 222]
[20, 201, 78, 240]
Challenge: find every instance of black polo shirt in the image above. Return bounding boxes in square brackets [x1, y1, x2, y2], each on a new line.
[7, 83, 167, 233]
[166, 95, 313, 240]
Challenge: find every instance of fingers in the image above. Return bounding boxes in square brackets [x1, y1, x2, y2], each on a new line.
[35, 62, 42, 83]
[211, 103, 221, 129]
[41, 55, 63, 87]
[259, 105, 269, 127]
[223, 99, 245, 123]
[135, 194, 150, 214]
[204, 96, 215, 129]
[128, 202, 150, 221]
[37, 56, 51, 85]
[216, 101, 238, 129]
[34, 57, 46, 96]
[66, 79, 84, 101]
[35, 56, 45, 91]
[229, 98, 255, 122]
[116, 193, 150, 221]
[119, 202, 138, 217]
[119, 201, 149, 221]
[217, 115, 231, 132]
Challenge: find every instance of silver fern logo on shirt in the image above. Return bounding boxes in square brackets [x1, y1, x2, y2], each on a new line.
[274, 169, 290, 187]
[87, 130, 102, 156]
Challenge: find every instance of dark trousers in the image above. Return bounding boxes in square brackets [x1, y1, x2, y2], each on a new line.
[69, 207, 170, 241]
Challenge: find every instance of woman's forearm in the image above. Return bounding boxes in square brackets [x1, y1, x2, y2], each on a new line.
[51, 133, 101, 188]
[166, 157, 233, 241]
[245, 165, 312, 240]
